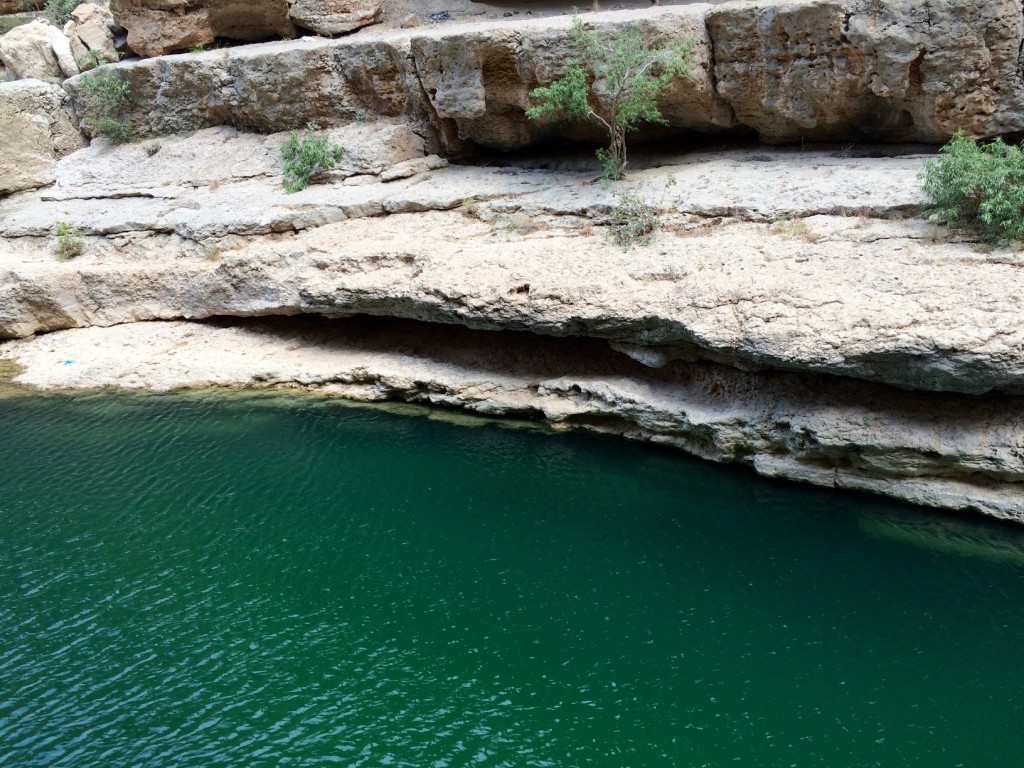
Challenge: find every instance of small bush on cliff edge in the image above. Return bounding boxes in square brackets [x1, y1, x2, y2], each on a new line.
[282, 124, 345, 193]
[923, 133, 1024, 243]
[526, 15, 694, 180]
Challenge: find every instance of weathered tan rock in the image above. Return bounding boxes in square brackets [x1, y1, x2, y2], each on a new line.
[109, 0, 296, 57]
[707, 0, 1024, 142]
[288, 0, 381, 36]
[0, 19, 79, 81]
[4, 317, 1024, 522]
[64, 2, 1024, 146]
[64, 3, 119, 69]
[0, 78, 86, 193]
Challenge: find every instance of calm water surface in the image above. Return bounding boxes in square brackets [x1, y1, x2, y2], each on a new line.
[1, 391, 1023, 767]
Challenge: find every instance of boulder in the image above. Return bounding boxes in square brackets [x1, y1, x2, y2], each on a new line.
[0, 19, 79, 81]
[288, 0, 382, 36]
[0, 79, 86, 194]
[64, 3, 119, 69]
[109, 0, 296, 57]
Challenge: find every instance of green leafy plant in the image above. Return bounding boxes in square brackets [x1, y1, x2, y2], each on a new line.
[79, 70, 133, 143]
[923, 133, 1024, 243]
[45, 0, 77, 26]
[77, 49, 115, 71]
[282, 124, 344, 193]
[53, 221, 83, 260]
[609, 187, 659, 249]
[526, 15, 693, 180]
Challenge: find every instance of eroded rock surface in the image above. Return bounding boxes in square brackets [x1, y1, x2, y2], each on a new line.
[4, 317, 1023, 522]
[0, 79, 86, 194]
[288, 0, 382, 36]
[66, 2, 1024, 146]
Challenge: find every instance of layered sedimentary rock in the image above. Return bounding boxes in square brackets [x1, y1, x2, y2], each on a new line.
[66, 2, 1024, 146]
[0, 79, 86, 193]
[5, 316, 1024, 522]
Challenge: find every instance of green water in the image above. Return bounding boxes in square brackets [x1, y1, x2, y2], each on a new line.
[2, 392, 1024, 767]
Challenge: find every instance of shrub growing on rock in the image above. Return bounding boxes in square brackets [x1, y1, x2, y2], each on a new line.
[45, 0, 77, 26]
[282, 124, 344, 193]
[52, 221, 82, 260]
[923, 133, 1024, 243]
[526, 15, 693, 180]
[79, 69, 132, 143]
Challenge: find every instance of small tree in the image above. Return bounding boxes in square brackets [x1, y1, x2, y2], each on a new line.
[79, 69, 133, 143]
[526, 15, 693, 180]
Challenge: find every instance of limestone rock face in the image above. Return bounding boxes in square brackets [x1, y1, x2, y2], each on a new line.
[0, 19, 79, 81]
[64, 3, 119, 69]
[0, 79, 86, 194]
[288, 0, 382, 36]
[109, 0, 296, 57]
[78, 2, 1024, 146]
[707, 0, 1024, 142]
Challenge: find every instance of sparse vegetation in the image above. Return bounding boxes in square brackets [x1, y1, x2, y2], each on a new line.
[526, 15, 693, 180]
[77, 49, 115, 72]
[79, 70, 133, 143]
[771, 217, 819, 242]
[53, 222, 83, 261]
[282, 124, 345, 193]
[608, 188, 659, 249]
[44, 0, 77, 27]
[923, 133, 1024, 244]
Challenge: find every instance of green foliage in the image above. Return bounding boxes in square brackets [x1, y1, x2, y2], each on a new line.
[526, 15, 693, 180]
[45, 0, 77, 26]
[53, 221, 83, 261]
[609, 188, 658, 249]
[282, 124, 345, 193]
[77, 49, 115, 71]
[923, 133, 1024, 243]
[79, 70, 133, 143]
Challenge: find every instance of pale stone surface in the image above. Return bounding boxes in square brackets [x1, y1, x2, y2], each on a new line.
[0, 19, 79, 81]
[65, 3, 119, 69]
[288, 0, 382, 36]
[3, 317, 1023, 522]
[2, 133, 1022, 397]
[0, 78, 86, 193]
[65, 2, 1024, 145]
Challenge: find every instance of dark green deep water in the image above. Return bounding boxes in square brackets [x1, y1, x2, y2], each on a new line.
[2, 392, 1024, 768]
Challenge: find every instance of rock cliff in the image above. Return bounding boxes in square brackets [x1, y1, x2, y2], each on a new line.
[3, 0, 1024, 522]
[62, 2, 1024, 148]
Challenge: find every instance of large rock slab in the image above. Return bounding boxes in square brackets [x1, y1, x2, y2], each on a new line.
[0, 79, 85, 193]
[288, 0, 382, 36]
[1, 134, 1022, 397]
[109, 0, 297, 57]
[3, 317, 1024, 522]
[65, 2, 1024, 146]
